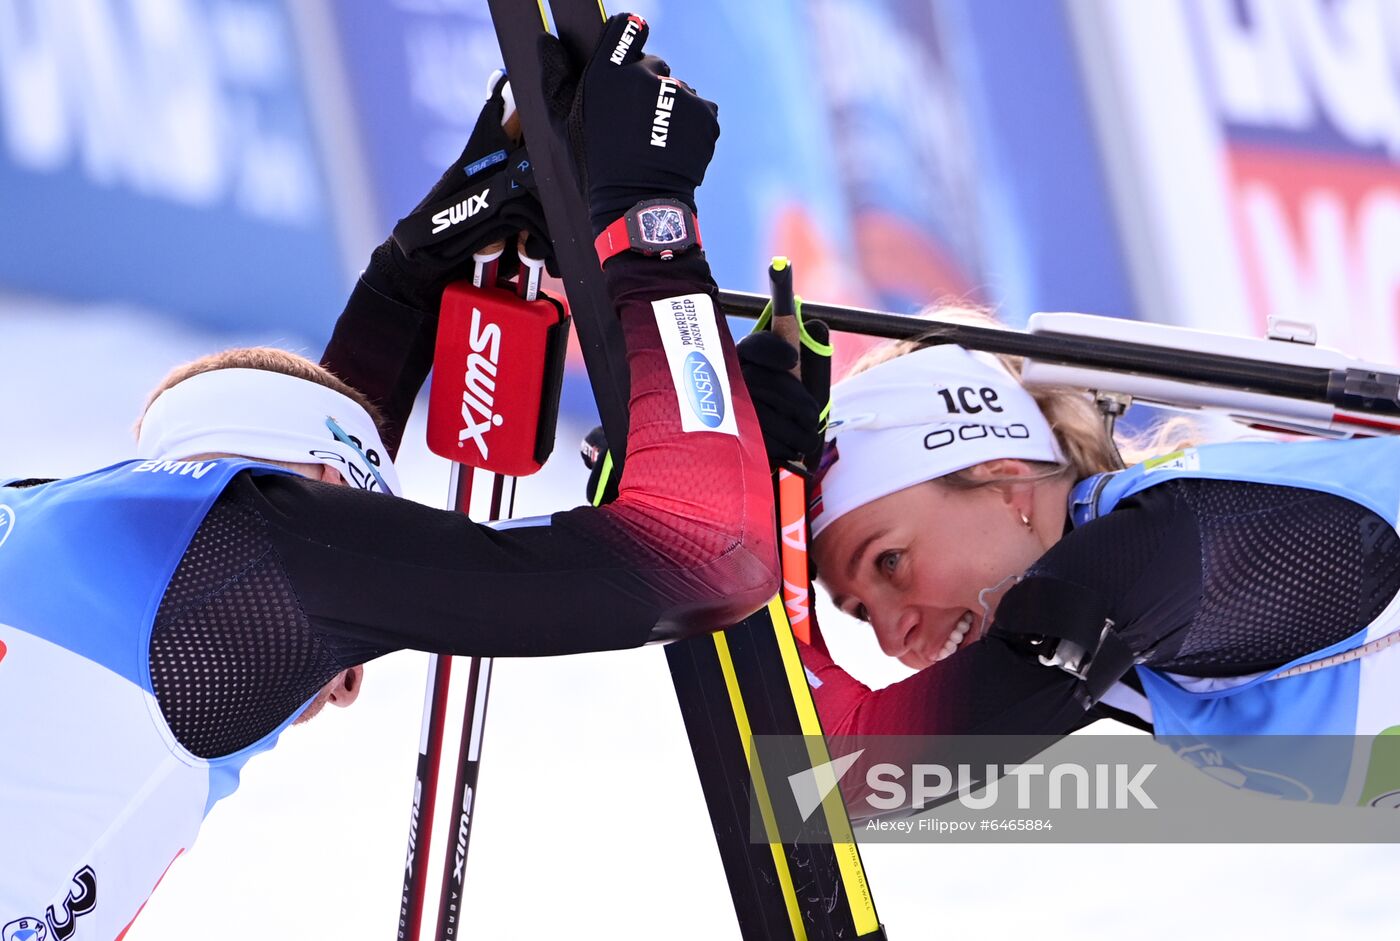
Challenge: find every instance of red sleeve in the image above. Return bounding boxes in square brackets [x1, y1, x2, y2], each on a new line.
[799, 635, 1093, 738]
[582, 252, 779, 631]
[798, 637, 1099, 819]
[317, 252, 779, 644]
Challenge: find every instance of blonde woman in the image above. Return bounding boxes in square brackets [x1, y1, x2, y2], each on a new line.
[736, 316, 1400, 808]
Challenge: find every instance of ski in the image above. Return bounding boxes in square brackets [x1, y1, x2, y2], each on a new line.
[488, 2, 887, 938]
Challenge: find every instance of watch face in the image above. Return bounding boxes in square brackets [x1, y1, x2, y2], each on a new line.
[637, 206, 688, 245]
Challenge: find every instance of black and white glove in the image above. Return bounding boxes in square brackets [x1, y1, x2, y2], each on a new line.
[583, 320, 833, 502]
[736, 321, 832, 472]
[367, 72, 554, 311]
[539, 13, 720, 234]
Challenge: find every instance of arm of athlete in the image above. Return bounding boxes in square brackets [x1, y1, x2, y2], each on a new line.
[277, 15, 776, 656]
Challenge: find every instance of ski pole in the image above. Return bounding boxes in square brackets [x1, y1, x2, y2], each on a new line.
[432, 240, 544, 940]
[766, 258, 813, 644]
[408, 221, 568, 938]
[401, 246, 503, 941]
[718, 289, 1400, 436]
[403, 78, 561, 937]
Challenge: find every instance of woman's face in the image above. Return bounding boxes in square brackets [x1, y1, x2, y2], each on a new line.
[812, 465, 1051, 670]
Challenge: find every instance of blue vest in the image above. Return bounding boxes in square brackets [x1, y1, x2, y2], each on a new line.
[0, 458, 305, 939]
[1071, 439, 1400, 806]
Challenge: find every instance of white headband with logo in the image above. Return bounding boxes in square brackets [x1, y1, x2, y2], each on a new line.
[810, 345, 1061, 538]
[137, 368, 401, 497]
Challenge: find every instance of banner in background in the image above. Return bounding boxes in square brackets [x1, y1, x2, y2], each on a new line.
[332, 0, 503, 232]
[0, 0, 351, 335]
[808, 0, 984, 313]
[1071, 0, 1400, 360]
[12, 0, 1391, 377]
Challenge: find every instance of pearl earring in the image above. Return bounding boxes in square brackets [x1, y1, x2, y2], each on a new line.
[1019, 512, 1032, 530]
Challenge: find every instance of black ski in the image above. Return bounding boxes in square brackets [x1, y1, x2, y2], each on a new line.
[487, 2, 887, 938]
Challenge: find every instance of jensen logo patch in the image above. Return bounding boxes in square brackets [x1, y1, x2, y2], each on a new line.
[650, 293, 738, 436]
[683, 352, 725, 428]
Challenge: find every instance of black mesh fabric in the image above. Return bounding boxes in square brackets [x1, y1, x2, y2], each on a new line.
[150, 483, 388, 759]
[1156, 479, 1400, 676]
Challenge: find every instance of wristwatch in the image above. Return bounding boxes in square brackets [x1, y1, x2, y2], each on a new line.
[594, 198, 702, 265]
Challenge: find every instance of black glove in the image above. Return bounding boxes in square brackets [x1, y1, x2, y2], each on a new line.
[737, 321, 831, 471]
[367, 73, 553, 311]
[583, 317, 832, 502]
[539, 13, 720, 234]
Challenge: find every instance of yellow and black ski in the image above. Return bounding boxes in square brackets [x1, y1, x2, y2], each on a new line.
[486, 2, 887, 937]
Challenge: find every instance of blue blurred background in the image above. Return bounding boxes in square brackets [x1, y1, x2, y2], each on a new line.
[11, 0, 1396, 386]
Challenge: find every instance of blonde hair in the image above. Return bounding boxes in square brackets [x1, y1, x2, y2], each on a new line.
[843, 305, 1197, 488]
[136, 347, 386, 440]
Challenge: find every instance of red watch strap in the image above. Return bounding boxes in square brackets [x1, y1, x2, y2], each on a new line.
[593, 205, 702, 266]
[594, 215, 633, 266]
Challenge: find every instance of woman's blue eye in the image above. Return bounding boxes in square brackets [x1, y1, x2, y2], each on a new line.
[875, 550, 902, 575]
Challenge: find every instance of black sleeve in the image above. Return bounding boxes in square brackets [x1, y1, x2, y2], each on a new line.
[803, 633, 1103, 738]
[246, 470, 716, 658]
[320, 276, 437, 460]
[813, 477, 1400, 744]
[1002, 483, 1206, 668]
[996, 477, 1400, 681]
[151, 454, 759, 760]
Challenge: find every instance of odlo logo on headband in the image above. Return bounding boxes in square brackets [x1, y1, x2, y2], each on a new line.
[924, 423, 1030, 450]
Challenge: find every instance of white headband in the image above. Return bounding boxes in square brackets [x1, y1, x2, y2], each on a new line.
[137, 368, 401, 497]
[809, 345, 1061, 538]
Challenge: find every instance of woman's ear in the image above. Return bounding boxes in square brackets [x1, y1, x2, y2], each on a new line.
[964, 459, 1038, 515]
[965, 458, 1035, 482]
